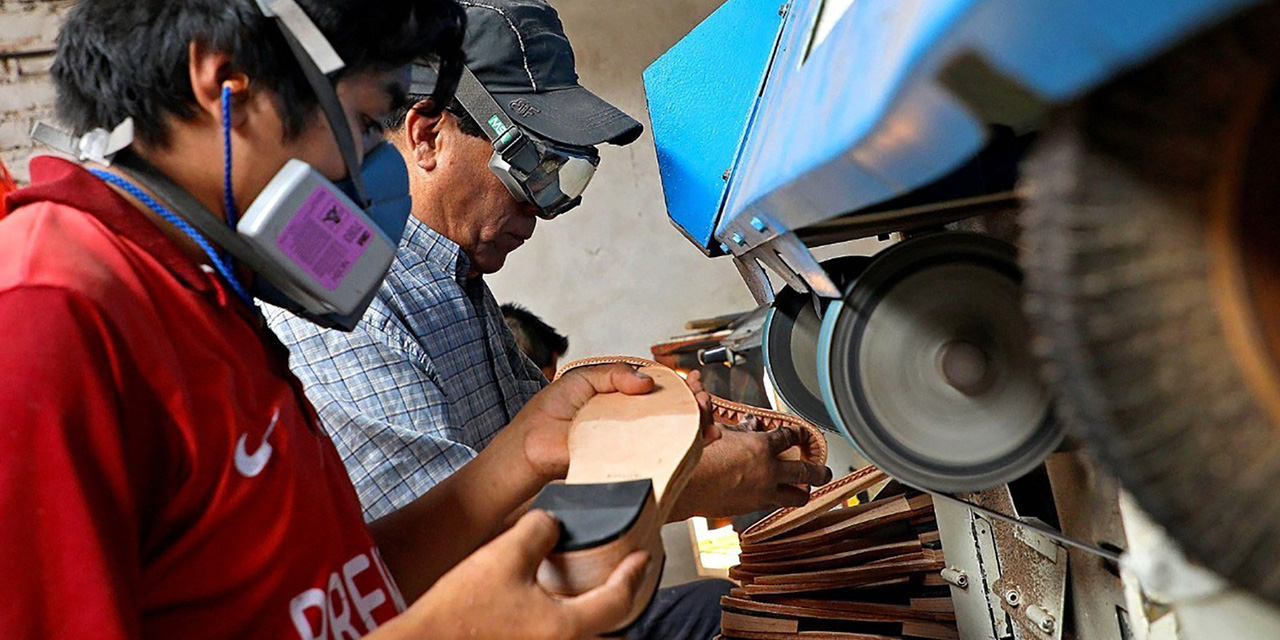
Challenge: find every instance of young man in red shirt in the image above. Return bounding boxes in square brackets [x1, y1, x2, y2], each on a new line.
[0, 1, 669, 638]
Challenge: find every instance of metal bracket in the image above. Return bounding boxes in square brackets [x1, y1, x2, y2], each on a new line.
[935, 493, 1005, 640]
[733, 231, 841, 306]
[935, 486, 1078, 640]
[931, 491, 1121, 563]
[1015, 518, 1065, 563]
[732, 254, 776, 307]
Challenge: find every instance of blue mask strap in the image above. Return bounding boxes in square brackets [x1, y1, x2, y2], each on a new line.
[90, 168, 255, 308]
[221, 85, 240, 228]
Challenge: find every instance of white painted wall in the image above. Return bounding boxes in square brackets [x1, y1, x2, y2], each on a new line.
[486, 0, 761, 360]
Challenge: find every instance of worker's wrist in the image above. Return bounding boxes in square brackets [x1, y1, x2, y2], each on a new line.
[666, 457, 715, 523]
[477, 416, 562, 495]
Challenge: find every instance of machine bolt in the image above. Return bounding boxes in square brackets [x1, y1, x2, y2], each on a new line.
[939, 567, 968, 589]
[779, 3, 789, 16]
[731, 232, 746, 245]
[1025, 604, 1056, 634]
[722, 168, 732, 181]
[1004, 589, 1021, 608]
[750, 217, 768, 232]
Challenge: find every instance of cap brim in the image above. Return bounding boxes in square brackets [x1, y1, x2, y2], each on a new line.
[492, 85, 643, 147]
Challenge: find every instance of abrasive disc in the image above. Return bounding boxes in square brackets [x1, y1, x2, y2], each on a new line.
[763, 256, 871, 432]
[818, 233, 1060, 492]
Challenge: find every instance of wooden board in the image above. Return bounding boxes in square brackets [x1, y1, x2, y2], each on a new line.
[723, 467, 958, 640]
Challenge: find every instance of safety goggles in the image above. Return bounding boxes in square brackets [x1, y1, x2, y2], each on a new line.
[485, 124, 599, 219]
[451, 66, 599, 219]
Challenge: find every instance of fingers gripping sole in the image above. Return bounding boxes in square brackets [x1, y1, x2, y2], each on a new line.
[535, 360, 703, 632]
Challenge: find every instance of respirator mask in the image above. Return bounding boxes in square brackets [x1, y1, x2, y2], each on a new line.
[430, 65, 599, 219]
[33, 0, 463, 331]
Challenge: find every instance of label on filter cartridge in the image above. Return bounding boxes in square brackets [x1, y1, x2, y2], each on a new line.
[276, 188, 373, 291]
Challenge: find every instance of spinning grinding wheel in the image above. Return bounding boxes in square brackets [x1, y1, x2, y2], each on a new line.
[763, 256, 873, 432]
[817, 232, 1060, 493]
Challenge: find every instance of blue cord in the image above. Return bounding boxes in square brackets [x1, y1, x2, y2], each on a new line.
[90, 169, 256, 308]
[221, 85, 240, 228]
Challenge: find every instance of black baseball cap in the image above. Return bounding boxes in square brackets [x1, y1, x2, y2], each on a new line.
[457, 0, 643, 147]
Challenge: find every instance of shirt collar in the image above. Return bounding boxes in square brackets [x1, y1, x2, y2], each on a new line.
[9, 156, 213, 293]
[5, 156, 258, 320]
[400, 215, 472, 286]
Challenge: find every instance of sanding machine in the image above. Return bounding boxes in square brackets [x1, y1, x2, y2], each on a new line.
[644, 0, 1280, 636]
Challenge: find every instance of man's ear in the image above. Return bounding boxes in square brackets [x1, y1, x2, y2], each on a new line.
[403, 106, 445, 172]
[187, 41, 248, 129]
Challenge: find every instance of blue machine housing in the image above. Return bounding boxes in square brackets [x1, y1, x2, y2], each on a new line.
[643, 0, 788, 255]
[644, 0, 1259, 258]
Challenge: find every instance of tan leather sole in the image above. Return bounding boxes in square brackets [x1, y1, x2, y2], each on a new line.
[538, 358, 705, 631]
[559, 355, 829, 466]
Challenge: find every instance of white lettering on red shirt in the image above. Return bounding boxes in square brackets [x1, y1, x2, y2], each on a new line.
[290, 547, 405, 640]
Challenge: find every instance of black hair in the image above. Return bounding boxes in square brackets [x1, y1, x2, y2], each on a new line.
[501, 303, 569, 370]
[385, 95, 485, 139]
[52, 0, 465, 147]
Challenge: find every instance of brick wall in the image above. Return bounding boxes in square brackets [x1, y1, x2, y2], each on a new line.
[0, 0, 72, 184]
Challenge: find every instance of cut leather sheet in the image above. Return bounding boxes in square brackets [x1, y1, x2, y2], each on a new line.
[741, 466, 888, 545]
[763, 597, 953, 619]
[717, 630, 897, 640]
[728, 577, 914, 602]
[742, 495, 935, 555]
[721, 609, 959, 640]
[723, 466, 957, 640]
[720, 610, 906, 638]
[732, 539, 925, 580]
[900, 621, 961, 640]
[721, 596, 955, 624]
[739, 564, 944, 596]
[738, 529, 911, 565]
[787, 500, 909, 537]
[556, 355, 828, 465]
[743, 551, 946, 590]
[722, 606, 957, 639]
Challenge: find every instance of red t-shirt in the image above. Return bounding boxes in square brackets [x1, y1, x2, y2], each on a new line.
[0, 157, 405, 639]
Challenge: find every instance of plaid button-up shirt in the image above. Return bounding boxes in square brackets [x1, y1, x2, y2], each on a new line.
[267, 216, 547, 520]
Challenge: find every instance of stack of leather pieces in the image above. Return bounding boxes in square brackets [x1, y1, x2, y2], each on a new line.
[719, 466, 959, 640]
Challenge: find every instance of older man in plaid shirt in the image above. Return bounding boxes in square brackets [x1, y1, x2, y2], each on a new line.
[269, 2, 832, 637]
[270, 0, 831, 525]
